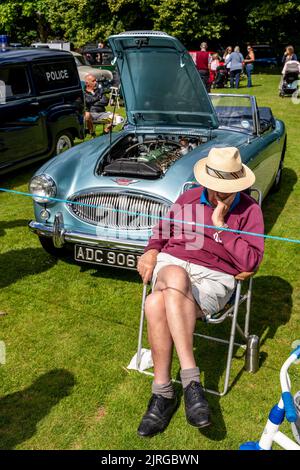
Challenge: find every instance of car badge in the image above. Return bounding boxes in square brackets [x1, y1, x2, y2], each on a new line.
[112, 178, 139, 186]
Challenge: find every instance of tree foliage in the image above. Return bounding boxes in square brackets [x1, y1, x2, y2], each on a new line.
[0, 0, 299, 50]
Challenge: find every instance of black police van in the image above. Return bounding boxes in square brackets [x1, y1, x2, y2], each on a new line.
[0, 48, 84, 174]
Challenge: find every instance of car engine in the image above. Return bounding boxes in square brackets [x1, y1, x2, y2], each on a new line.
[98, 133, 206, 178]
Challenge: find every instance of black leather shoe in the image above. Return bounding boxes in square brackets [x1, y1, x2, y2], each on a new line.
[137, 394, 178, 437]
[183, 381, 211, 428]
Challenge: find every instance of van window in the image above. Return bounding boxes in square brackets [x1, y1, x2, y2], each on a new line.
[0, 66, 31, 100]
[32, 60, 79, 93]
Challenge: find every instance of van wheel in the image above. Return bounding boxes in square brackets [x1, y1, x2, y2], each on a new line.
[38, 235, 66, 257]
[271, 136, 286, 193]
[55, 131, 74, 155]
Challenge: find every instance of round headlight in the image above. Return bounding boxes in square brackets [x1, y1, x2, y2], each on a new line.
[29, 175, 57, 203]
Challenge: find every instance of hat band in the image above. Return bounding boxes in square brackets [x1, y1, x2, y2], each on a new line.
[206, 164, 245, 180]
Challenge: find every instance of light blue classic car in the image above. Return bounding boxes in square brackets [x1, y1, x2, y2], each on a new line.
[29, 31, 286, 270]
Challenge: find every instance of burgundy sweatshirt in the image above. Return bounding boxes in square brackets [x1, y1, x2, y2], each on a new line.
[144, 187, 264, 276]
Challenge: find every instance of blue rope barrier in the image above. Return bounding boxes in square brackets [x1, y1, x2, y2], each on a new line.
[1, 187, 300, 245]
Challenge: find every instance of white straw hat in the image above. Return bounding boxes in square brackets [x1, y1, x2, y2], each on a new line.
[193, 147, 255, 193]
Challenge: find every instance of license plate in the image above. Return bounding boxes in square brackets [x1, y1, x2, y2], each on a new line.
[74, 245, 141, 270]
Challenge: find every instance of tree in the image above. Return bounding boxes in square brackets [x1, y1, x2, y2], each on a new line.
[247, 0, 300, 47]
[151, 0, 231, 47]
[0, 0, 299, 51]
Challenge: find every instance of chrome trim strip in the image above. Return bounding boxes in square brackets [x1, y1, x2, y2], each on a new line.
[28, 220, 147, 252]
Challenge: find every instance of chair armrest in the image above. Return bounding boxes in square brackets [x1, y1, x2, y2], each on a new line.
[235, 271, 255, 281]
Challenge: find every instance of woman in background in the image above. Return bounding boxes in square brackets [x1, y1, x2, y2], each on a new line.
[223, 46, 233, 75]
[244, 45, 255, 88]
[282, 45, 298, 64]
[225, 46, 244, 89]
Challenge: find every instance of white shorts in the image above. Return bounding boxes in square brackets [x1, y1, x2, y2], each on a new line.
[152, 253, 236, 317]
[90, 111, 112, 121]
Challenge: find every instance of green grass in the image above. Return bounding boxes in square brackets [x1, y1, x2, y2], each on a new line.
[0, 73, 300, 450]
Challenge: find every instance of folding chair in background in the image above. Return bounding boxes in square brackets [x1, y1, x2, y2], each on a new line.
[132, 187, 262, 397]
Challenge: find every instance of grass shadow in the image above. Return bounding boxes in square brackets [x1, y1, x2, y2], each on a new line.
[0, 220, 28, 237]
[0, 369, 75, 449]
[262, 167, 297, 234]
[59, 254, 141, 285]
[0, 248, 57, 289]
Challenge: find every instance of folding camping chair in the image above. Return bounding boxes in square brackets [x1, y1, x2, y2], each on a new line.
[132, 187, 262, 396]
[109, 86, 120, 108]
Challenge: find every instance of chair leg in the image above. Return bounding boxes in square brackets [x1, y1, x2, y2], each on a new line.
[244, 277, 253, 338]
[221, 280, 242, 395]
[136, 284, 148, 370]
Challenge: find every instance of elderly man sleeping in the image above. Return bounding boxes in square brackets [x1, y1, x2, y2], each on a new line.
[136, 146, 264, 437]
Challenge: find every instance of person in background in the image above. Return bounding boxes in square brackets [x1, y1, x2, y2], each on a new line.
[85, 52, 95, 65]
[84, 73, 113, 137]
[95, 53, 102, 64]
[223, 46, 233, 75]
[98, 41, 105, 49]
[244, 45, 255, 88]
[196, 42, 211, 92]
[226, 46, 244, 89]
[282, 46, 298, 64]
[209, 53, 220, 87]
[282, 45, 298, 64]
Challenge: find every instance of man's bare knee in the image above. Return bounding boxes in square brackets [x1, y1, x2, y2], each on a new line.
[158, 265, 191, 295]
[145, 291, 166, 322]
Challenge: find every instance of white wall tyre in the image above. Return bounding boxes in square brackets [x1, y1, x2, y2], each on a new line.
[55, 132, 74, 155]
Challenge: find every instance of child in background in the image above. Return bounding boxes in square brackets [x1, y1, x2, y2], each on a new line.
[209, 53, 220, 87]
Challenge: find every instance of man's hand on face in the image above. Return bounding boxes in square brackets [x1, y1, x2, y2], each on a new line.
[137, 249, 159, 285]
[211, 193, 236, 228]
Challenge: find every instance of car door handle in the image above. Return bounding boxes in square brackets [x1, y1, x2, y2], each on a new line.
[30, 101, 39, 106]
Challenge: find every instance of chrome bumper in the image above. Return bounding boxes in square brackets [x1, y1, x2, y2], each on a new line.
[28, 215, 147, 253]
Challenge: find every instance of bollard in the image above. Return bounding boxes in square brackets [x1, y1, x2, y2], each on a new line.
[245, 335, 260, 373]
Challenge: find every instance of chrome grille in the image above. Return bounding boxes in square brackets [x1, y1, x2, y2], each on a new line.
[69, 192, 170, 230]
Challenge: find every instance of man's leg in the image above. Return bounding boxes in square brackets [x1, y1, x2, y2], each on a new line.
[145, 290, 173, 384]
[246, 65, 251, 87]
[155, 265, 198, 370]
[236, 69, 241, 88]
[137, 290, 177, 437]
[154, 265, 211, 429]
[85, 111, 95, 135]
[199, 70, 209, 92]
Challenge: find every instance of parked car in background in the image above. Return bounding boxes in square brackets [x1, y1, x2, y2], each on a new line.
[29, 31, 286, 270]
[9, 42, 23, 48]
[0, 48, 84, 174]
[31, 41, 71, 51]
[251, 45, 279, 67]
[81, 47, 119, 86]
[71, 51, 113, 83]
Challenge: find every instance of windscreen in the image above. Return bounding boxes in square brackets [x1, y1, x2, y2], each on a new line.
[210, 94, 254, 133]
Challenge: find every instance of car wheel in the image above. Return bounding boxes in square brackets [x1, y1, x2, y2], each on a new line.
[38, 235, 66, 257]
[55, 131, 74, 155]
[271, 136, 286, 193]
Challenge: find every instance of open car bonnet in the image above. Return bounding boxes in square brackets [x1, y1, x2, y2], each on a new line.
[108, 31, 219, 129]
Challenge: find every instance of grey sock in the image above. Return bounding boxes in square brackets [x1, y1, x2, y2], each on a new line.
[152, 380, 175, 399]
[180, 367, 200, 389]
